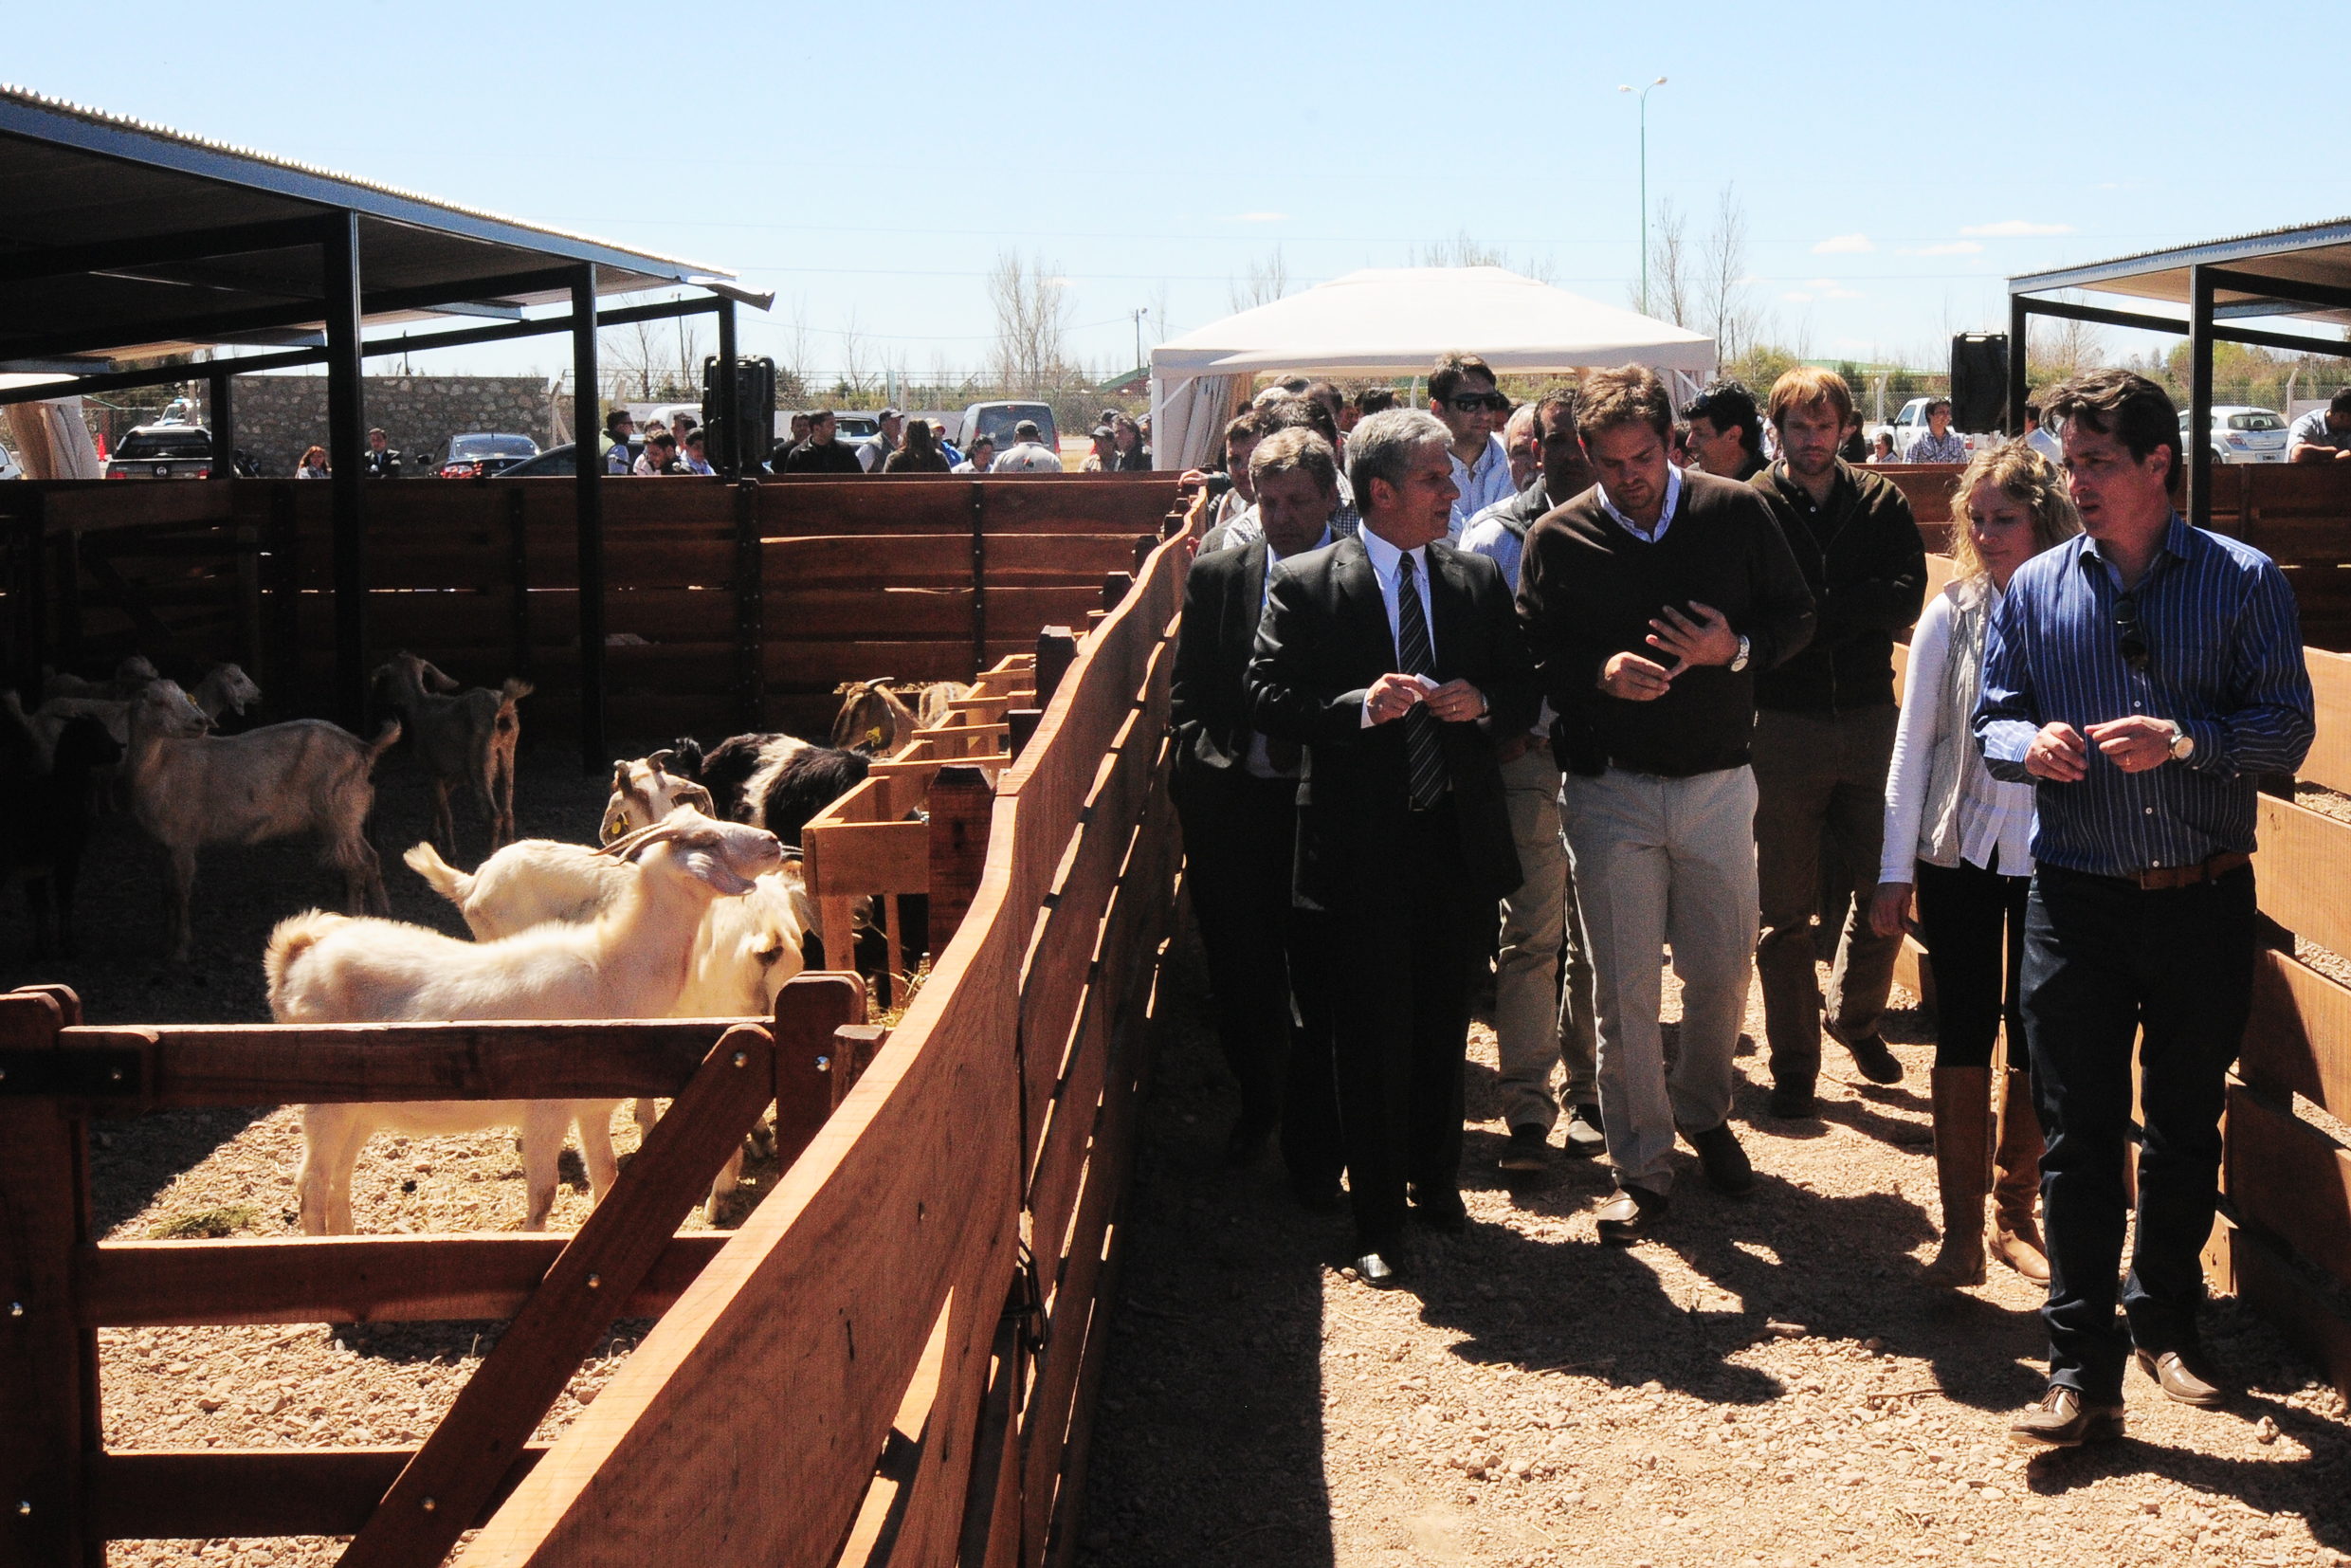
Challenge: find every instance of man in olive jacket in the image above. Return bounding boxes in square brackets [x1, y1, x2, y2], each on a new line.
[1748, 368, 1929, 1118]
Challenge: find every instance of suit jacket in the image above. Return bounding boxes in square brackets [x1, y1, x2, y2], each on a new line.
[1170, 537, 1275, 798]
[1245, 535, 1536, 909]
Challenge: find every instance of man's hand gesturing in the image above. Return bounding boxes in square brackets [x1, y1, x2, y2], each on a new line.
[1646, 601, 1739, 676]
[1598, 651, 1674, 702]
[2025, 720, 2088, 782]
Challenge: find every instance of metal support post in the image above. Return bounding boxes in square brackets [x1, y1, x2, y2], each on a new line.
[2189, 265, 2214, 533]
[2007, 294, 2030, 440]
[716, 297, 740, 479]
[322, 211, 367, 732]
[208, 368, 236, 479]
[572, 265, 607, 775]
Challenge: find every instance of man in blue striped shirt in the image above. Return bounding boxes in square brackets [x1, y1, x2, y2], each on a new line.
[1975, 370, 2314, 1449]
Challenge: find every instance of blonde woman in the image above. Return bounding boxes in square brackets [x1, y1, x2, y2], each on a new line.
[1870, 443, 2081, 1286]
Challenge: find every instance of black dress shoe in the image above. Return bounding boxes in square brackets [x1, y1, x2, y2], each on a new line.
[1595, 1185, 1666, 1244]
[1826, 1017, 1904, 1085]
[1686, 1121, 1755, 1194]
[1497, 1123, 1552, 1174]
[1562, 1103, 1608, 1158]
[1353, 1250, 1404, 1288]
[2137, 1347, 2226, 1408]
[1768, 1082, 1817, 1119]
[2009, 1385, 2124, 1448]
[1409, 1186, 1467, 1233]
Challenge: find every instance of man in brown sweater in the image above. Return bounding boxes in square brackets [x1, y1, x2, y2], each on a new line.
[1517, 366, 1815, 1239]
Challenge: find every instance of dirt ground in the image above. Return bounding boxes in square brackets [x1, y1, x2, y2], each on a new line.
[1075, 925, 2351, 1568]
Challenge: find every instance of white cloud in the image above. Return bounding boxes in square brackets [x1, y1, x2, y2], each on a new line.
[1224, 210, 1289, 223]
[1899, 241, 1986, 256]
[1804, 280, 1864, 299]
[1781, 290, 1814, 303]
[1812, 233, 1873, 254]
[1959, 219, 2074, 237]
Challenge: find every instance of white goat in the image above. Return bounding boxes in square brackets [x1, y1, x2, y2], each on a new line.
[28, 662, 260, 767]
[404, 831, 813, 1217]
[371, 651, 532, 856]
[598, 750, 716, 846]
[126, 681, 399, 963]
[44, 655, 158, 703]
[269, 810, 783, 1234]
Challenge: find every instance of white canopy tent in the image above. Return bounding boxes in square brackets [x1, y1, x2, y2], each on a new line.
[1148, 266, 1716, 472]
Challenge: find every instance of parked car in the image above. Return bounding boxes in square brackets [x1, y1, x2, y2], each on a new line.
[2180, 405, 2289, 465]
[104, 423, 219, 480]
[957, 401, 1058, 455]
[491, 441, 676, 478]
[0, 443, 21, 482]
[435, 432, 540, 479]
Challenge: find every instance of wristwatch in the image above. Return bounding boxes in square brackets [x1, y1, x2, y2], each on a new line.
[1728, 634, 1751, 674]
[2167, 720, 2195, 763]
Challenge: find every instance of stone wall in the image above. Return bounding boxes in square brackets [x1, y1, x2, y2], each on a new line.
[213, 375, 562, 476]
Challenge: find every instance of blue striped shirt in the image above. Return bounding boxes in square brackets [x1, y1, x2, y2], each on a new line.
[1973, 514, 2313, 879]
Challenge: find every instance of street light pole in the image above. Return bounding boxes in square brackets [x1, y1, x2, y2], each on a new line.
[1619, 77, 1668, 317]
[1132, 306, 1148, 373]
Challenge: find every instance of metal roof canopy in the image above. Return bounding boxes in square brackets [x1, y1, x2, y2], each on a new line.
[0, 86, 772, 773]
[2009, 217, 2351, 533]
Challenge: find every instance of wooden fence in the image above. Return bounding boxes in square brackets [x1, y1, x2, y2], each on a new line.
[0, 474, 1177, 743]
[0, 501, 1194, 1563]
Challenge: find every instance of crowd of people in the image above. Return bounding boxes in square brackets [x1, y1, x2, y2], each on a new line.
[1169, 350, 2318, 1451]
[589, 403, 1156, 478]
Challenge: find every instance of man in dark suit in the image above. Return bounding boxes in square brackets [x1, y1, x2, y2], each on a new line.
[1247, 409, 1539, 1285]
[1170, 428, 1349, 1198]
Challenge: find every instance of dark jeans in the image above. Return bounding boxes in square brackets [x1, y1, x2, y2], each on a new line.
[2021, 862, 2257, 1399]
[1323, 802, 1480, 1251]
[1175, 770, 1340, 1183]
[1913, 854, 2028, 1070]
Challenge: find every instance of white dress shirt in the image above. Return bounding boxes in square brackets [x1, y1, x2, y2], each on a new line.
[1596, 465, 1683, 543]
[1448, 434, 1516, 538]
[1354, 526, 1436, 728]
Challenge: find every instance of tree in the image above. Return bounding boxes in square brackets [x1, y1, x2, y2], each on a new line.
[1228, 246, 1290, 313]
[1631, 198, 1692, 327]
[1700, 187, 1763, 366]
[989, 250, 1075, 394]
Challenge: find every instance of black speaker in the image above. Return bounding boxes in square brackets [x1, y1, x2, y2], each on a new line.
[1950, 334, 2009, 433]
[702, 356, 775, 474]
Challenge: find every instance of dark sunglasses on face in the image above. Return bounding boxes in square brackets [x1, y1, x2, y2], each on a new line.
[2114, 593, 2149, 669]
[1448, 392, 1508, 413]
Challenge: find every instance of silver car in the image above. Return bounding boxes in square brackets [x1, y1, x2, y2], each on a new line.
[2180, 405, 2289, 465]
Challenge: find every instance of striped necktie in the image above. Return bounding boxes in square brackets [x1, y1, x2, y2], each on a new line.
[1394, 553, 1448, 809]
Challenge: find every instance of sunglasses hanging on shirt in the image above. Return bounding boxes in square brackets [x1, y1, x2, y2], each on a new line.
[2113, 592, 2150, 671]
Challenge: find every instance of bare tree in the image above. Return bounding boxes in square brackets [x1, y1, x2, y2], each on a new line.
[609, 316, 662, 401]
[1228, 246, 1291, 314]
[1414, 229, 1505, 269]
[838, 311, 874, 399]
[2030, 312, 2106, 379]
[990, 250, 1075, 393]
[1700, 186, 1761, 365]
[1631, 198, 1693, 327]
[671, 313, 707, 403]
[1149, 279, 1173, 346]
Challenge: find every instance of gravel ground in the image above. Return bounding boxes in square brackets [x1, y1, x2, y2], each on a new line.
[0, 734, 804, 1567]
[1076, 923, 2351, 1568]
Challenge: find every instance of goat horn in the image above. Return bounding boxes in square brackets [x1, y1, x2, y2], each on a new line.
[647, 747, 675, 769]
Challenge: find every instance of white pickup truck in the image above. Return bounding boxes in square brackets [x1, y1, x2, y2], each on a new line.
[1883, 396, 1992, 462]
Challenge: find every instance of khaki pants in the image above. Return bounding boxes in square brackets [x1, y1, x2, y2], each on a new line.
[1492, 743, 1598, 1132]
[1751, 706, 1903, 1090]
[1561, 765, 1759, 1196]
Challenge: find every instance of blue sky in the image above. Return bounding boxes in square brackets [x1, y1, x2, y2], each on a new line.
[11, 1, 2345, 382]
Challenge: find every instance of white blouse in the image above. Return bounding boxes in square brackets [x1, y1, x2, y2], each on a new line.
[1879, 584, 2037, 883]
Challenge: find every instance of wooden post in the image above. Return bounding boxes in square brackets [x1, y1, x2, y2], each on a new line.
[9, 496, 44, 696]
[1100, 572, 1133, 615]
[1006, 708, 1043, 760]
[0, 987, 94, 1567]
[969, 482, 989, 681]
[926, 766, 994, 954]
[1034, 627, 1078, 713]
[506, 486, 533, 684]
[735, 478, 764, 733]
[265, 484, 300, 720]
[53, 513, 81, 677]
[1131, 535, 1155, 575]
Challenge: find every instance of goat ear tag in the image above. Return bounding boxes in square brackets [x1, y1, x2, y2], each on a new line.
[866, 725, 884, 746]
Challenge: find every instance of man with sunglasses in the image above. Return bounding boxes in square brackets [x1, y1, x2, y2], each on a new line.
[1976, 370, 2312, 1449]
[1429, 352, 1517, 538]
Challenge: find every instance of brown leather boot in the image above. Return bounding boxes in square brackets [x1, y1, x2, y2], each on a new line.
[1992, 1066, 2051, 1282]
[1923, 1066, 1991, 1285]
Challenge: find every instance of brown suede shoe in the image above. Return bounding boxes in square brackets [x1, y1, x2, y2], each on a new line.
[2009, 1386, 2125, 1449]
[2137, 1347, 2226, 1408]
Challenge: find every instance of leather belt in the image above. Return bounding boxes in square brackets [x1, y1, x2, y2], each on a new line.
[2133, 850, 2251, 891]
